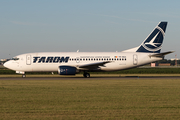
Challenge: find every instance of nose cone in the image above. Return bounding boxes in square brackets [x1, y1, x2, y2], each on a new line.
[3, 61, 11, 69]
[3, 60, 17, 71]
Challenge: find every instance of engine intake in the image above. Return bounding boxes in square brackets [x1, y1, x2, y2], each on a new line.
[58, 66, 76, 75]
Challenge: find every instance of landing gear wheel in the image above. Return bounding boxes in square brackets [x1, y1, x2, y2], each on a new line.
[22, 74, 26, 78]
[83, 73, 90, 78]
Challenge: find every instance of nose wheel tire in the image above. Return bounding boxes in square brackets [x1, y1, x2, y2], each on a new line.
[83, 73, 90, 78]
[22, 74, 26, 78]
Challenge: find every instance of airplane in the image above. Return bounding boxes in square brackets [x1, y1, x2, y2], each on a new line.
[3, 21, 173, 78]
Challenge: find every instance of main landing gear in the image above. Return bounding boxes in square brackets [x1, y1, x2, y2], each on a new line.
[83, 72, 90, 78]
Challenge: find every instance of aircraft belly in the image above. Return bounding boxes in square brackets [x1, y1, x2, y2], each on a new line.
[24, 64, 59, 72]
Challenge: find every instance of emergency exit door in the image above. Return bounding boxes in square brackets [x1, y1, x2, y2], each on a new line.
[26, 55, 31, 65]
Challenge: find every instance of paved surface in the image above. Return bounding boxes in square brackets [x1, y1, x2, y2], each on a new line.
[1, 76, 180, 80]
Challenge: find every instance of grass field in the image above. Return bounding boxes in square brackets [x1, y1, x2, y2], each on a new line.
[1, 78, 180, 119]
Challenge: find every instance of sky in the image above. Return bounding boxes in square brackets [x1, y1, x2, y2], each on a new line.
[1, 0, 180, 59]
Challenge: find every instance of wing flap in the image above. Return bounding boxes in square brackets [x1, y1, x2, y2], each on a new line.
[79, 61, 111, 69]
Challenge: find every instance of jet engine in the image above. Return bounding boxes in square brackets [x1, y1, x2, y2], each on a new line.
[58, 66, 76, 75]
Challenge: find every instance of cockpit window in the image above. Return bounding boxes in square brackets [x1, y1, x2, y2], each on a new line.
[0, 57, 19, 63]
[12, 57, 19, 61]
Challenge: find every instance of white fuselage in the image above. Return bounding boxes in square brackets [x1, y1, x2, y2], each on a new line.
[4, 52, 162, 73]
[2, 21, 171, 77]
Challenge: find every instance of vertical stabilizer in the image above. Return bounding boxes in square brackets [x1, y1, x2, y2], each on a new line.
[136, 22, 167, 53]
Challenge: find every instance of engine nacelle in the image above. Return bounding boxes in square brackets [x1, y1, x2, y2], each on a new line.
[58, 66, 76, 75]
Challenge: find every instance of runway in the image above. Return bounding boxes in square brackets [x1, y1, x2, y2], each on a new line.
[1, 75, 180, 80]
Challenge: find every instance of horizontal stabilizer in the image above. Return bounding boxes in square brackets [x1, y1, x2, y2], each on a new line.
[149, 51, 174, 57]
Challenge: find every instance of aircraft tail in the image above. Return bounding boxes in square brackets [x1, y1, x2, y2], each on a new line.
[136, 21, 167, 53]
[122, 22, 168, 53]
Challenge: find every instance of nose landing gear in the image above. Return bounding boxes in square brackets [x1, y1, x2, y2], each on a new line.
[22, 74, 26, 78]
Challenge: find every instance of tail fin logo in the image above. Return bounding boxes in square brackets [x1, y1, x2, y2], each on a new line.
[142, 26, 165, 52]
[145, 31, 160, 47]
[136, 22, 167, 53]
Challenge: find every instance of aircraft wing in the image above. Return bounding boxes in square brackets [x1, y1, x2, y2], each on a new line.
[149, 51, 174, 57]
[78, 61, 111, 69]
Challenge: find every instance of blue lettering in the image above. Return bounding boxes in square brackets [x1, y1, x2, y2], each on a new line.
[60, 57, 69, 63]
[38, 57, 46, 63]
[33, 57, 40, 63]
[46, 57, 53, 63]
[53, 57, 60, 63]
[33, 56, 69, 63]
